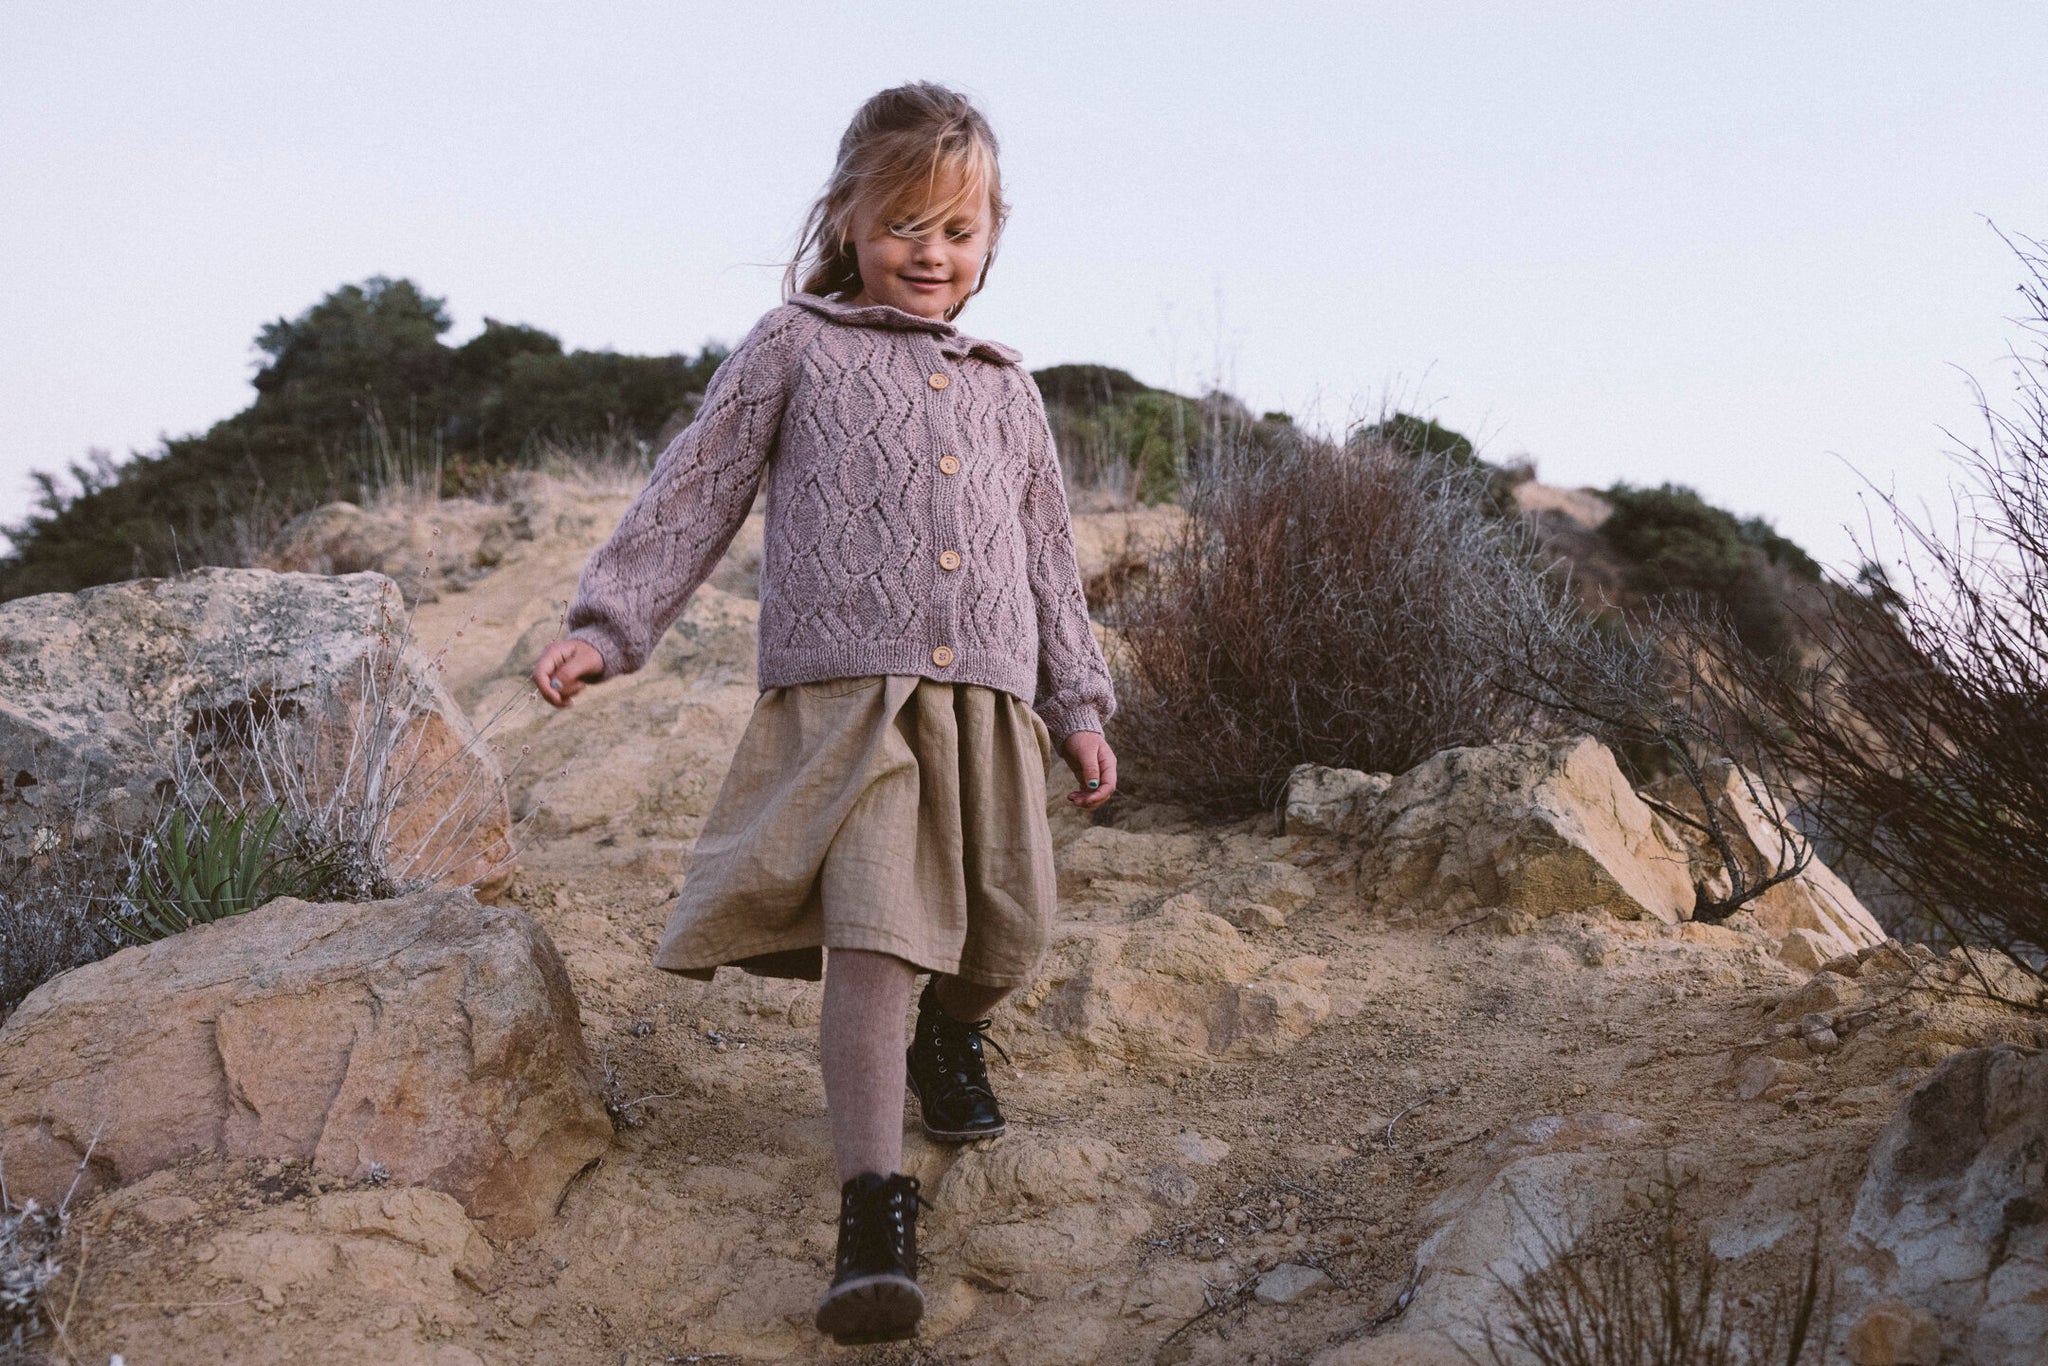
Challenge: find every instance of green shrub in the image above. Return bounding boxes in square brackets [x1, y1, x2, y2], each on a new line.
[1, 277, 726, 601]
[1030, 363, 1150, 410]
[1599, 483, 1819, 656]
[1042, 382, 1204, 502]
[1353, 411, 1478, 467]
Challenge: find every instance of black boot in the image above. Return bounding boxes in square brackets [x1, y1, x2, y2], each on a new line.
[814, 1171, 928, 1345]
[906, 976, 1010, 1142]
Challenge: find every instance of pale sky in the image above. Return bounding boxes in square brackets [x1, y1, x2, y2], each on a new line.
[6, 3, 2046, 571]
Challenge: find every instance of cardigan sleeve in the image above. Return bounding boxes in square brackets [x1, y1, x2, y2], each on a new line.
[565, 306, 806, 680]
[1017, 383, 1118, 743]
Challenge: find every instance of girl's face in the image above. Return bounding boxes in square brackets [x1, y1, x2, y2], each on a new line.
[847, 168, 993, 321]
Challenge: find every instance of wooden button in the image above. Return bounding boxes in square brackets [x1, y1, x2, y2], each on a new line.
[928, 373, 950, 390]
[939, 549, 961, 571]
[938, 454, 961, 475]
[931, 645, 954, 667]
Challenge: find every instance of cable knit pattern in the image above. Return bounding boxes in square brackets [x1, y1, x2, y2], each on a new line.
[565, 293, 1117, 742]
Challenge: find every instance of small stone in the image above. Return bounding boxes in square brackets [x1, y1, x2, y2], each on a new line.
[1147, 1164, 1198, 1207]
[1776, 928, 1837, 973]
[1253, 1263, 1331, 1305]
[507, 1303, 542, 1329]
[1244, 903, 1287, 930]
[1845, 1298, 1940, 1365]
[1172, 1132, 1231, 1166]
[1800, 1023, 1840, 1055]
[1734, 1055, 1783, 1101]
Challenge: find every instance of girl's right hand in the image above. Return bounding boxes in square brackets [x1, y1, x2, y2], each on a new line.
[532, 639, 607, 708]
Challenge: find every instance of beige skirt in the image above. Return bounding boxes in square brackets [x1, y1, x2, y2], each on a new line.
[652, 675, 1059, 988]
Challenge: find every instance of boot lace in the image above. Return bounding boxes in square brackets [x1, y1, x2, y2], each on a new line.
[837, 1173, 934, 1278]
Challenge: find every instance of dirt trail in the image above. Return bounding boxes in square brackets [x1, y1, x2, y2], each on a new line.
[56, 479, 2040, 1365]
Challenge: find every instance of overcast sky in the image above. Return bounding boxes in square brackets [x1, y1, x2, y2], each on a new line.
[6, 3, 2046, 570]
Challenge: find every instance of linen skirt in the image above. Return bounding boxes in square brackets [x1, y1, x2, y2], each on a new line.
[651, 675, 1059, 988]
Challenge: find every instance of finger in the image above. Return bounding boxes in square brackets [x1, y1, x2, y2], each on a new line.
[1074, 738, 1102, 790]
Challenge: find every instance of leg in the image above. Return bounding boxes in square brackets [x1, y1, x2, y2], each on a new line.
[819, 947, 916, 1184]
[816, 949, 926, 1345]
[933, 974, 1010, 1023]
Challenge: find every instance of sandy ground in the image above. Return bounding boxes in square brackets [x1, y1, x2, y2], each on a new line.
[47, 479, 2040, 1366]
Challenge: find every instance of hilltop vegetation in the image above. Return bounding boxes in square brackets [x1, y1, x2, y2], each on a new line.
[2, 276, 1819, 639]
[0, 278, 726, 598]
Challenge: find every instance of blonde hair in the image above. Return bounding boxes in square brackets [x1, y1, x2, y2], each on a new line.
[786, 83, 1008, 322]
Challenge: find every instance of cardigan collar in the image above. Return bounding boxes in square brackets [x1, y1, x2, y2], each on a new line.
[790, 292, 1023, 366]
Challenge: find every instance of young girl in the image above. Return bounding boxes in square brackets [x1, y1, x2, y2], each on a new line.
[529, 83, 1117, 1346]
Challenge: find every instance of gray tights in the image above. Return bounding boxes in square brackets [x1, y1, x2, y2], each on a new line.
[819, 948, 1010, 1182]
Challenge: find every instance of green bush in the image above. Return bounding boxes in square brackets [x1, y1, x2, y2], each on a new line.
[1599, 483, 1819, 656]
[1030, 363, 1150, 411]
[1038, 376, 1204, 502]
[1, 276, 726, 601]
[1352, 411, 1478, 467]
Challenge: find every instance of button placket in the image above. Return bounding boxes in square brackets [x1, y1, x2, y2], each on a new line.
[923, 338, 965, 670]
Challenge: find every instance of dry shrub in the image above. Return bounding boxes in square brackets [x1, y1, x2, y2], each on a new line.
[1695, 237, 2048, 998]
[1475, 1173, 1830, 1366]
[1105, 433, 1577, 813]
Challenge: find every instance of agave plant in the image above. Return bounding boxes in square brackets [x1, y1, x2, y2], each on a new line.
[113, 802, 308, 942]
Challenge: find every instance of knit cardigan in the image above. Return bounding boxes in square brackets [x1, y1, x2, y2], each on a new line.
[565, 293, 1118, 742]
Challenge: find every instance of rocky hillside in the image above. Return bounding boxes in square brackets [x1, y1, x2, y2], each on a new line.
[2, 473, 2041, 1365]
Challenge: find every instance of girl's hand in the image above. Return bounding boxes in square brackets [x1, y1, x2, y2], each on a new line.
[532, 638, 606, 708]
[1060, 731, 1118, 809]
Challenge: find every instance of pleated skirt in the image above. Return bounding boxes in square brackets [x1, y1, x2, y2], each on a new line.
[651, 675, 1059, 988]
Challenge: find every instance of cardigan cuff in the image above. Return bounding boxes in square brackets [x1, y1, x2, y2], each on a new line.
[566, 625, 631, 682]
[1038, 702, 1104, 746]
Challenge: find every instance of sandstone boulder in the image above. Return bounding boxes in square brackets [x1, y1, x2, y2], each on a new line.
[1840, 1043, 2048, 1365]
[262, 493, 543, 604]
[1357, 737, 1695, 924]
[0, 566, 512, 895]
[1643, 760, 1886, 959]
[0, 887, 611, 1237]
[1015, 904, 1331, 1062]
[1394, 1113, 1645, 1342]
[1284, 763, 1392, 839]
[930, 1133, 1149, 1297]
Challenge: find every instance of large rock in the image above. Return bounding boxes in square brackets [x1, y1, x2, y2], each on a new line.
[0, 566, 512, 895]
[1284, 763, 1392, 839]
[1357, 737, 1696, 924]
[930, 1133, 1149, 1299]
[262, 493, 544, 604]
[1839, 1043, 2048, 1365]
[1643, 760, 1886, 959]
[0, 887, 611, 1238]
[1013, 903, 1332, 1062]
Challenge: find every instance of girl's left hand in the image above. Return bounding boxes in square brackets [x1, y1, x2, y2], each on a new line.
[1060, 731, 1118, 808]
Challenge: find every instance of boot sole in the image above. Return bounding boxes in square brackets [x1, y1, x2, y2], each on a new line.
[814, 1272, 924, 1344]
[906, 1073, 1008, 1142]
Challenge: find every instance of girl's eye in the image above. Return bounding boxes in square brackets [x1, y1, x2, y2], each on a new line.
[947, 228, 975, 242]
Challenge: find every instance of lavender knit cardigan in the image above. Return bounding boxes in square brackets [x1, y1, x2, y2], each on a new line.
[565, 293, 1117, 742]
